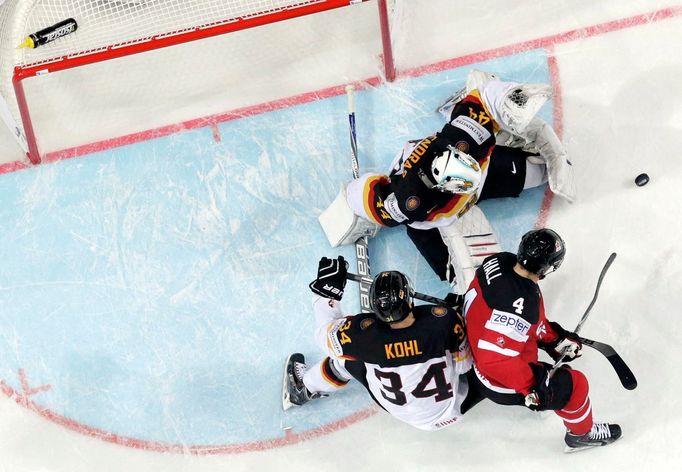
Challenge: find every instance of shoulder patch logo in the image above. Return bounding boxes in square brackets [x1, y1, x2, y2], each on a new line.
[431, 306, 447, 317]
[455, 140, 470, 153]
[406, 196, 420, 211]
[360, 318, 375, 330]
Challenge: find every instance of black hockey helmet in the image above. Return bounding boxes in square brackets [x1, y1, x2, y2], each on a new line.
[369, 271, 413, 323]
[517, 228, 566, 278]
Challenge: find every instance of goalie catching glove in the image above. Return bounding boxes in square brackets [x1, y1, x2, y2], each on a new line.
[309, 256, 348, 301]
[539, 321, 583, 362]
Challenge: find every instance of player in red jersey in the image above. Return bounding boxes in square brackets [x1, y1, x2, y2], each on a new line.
[462, 228, 622, 452]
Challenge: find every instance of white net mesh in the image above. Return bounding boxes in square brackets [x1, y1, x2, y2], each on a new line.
[0, 0, 368, 159]
[6, 1, 331, 68]
[0, 0, 380, 160]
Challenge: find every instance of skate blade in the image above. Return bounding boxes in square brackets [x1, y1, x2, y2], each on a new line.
[564, 445, 598, 453]
[564, 435, 623, 453]
[282, 354, 294, 411]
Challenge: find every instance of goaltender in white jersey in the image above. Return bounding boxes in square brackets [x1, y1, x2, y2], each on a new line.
[283, 257, 475, 431]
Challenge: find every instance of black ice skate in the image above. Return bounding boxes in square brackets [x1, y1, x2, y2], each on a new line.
[564, 422, 622, 453]
[282, 353, 326, 410]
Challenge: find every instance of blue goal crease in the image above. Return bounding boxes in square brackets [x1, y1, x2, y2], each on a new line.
[0, 49, 551, 445]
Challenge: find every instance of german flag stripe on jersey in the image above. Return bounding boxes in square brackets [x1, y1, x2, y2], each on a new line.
[425, 156, 491, 222]
[320, 357, 349, 387]
[363, 175, 390, 225]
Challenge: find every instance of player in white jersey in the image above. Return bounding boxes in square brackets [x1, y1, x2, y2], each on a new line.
[282, 257, 474, 431]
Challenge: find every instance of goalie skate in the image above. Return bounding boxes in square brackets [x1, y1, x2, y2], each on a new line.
[436, 86, 466, 117]
[564, 422, 622, 453]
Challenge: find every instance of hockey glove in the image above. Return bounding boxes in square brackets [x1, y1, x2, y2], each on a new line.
[524, 364, 555, 411]
[309, 256, 348, 301]
[525, 363, 574, 411]
[539, 321, 582, 363]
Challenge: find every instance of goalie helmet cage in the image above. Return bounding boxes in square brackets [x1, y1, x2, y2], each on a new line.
[0, 0, 396, 165]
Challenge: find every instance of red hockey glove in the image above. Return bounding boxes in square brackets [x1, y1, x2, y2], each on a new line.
[309, 256, 348, 301]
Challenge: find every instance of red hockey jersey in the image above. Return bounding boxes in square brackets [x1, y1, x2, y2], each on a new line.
[463, 252, 559, 395]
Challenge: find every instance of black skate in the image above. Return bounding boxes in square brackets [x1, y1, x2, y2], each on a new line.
[564, 422, 622, 453]
[282, 353, 325, 410]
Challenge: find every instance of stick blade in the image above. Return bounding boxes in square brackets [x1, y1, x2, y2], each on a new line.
[581, 338, 638, 390]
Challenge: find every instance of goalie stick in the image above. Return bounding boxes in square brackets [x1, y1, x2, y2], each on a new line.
[346, 85, 372, 313]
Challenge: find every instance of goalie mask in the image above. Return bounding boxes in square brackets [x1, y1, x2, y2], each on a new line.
[517, 228, 566, 278]
[430, 146, 482, 194]
[369, 271, 413, 323]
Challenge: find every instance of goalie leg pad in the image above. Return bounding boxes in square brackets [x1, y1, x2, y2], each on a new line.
[520, 118, 576, 202]
[439, 206, 502, 294]
[318, 184, 380, 248]
[465, 69, 500, 94]
[524, 161, 548, 189]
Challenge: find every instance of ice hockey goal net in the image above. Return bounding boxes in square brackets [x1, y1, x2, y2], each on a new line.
[0, 0, 394, 164]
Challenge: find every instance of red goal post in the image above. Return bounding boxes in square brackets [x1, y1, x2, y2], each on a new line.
[0, 0, 395, 164]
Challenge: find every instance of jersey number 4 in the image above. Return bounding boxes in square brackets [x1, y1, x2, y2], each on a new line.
[374, 362, 452, 406]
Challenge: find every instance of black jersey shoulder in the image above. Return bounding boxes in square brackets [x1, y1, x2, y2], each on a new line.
[387, 135, 444, 183]
[383, 136, 455, 223]
[475, 252, 541, 324]
[438, 94, 496, 160]
[338, 305, 463, 367]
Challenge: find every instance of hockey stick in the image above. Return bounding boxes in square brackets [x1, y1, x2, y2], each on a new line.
[346, 272, 458, 308]
[579, 336, 637, 390]
[572, 252, 617, 334]
[548, 252, 617, 380]
[346, 85, 372, 313]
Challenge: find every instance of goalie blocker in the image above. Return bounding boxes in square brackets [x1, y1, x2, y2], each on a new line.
[319, 184, 380, 247]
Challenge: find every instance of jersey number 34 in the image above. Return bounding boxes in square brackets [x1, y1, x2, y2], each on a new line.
[374, 362, 453, 406]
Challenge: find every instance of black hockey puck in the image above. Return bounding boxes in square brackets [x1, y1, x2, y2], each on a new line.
[635, 173, 649, 187]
